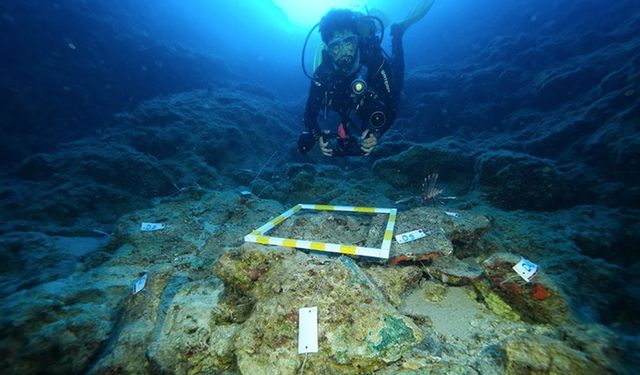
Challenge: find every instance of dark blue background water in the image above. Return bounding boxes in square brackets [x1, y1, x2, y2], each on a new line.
[3, 0, 634, 161]
[1, 0, 638, 230]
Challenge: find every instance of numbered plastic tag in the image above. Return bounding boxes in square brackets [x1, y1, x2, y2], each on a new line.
[132, 273, 148, 295]
[512, 258, 539, 282]
[395, 229, 427, 244]
[298, 307, 318, 354]
[140, 222, 165, 232]
[445, 211, 460, 218]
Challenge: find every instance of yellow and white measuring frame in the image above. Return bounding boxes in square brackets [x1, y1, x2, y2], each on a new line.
[244, 204, 397, 259]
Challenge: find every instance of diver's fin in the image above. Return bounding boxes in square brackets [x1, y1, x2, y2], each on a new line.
[398, 0, 435, 33]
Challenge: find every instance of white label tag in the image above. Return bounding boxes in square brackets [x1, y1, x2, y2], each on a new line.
[512, 258, 539, 282]
[132, 273, 148, 295]
[140, 222, 165, 231]
[445, 211, 460, 218]
[395, 229, 427, 244]
[298, 307, 318, 354]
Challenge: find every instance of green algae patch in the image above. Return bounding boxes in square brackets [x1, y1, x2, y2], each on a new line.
[423, 280, 448, 303]
[371, 314, 419, 356]
[474, 280, 521, 321]
[340, 256, 371, 286]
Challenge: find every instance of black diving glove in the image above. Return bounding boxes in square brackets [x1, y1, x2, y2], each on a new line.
[299, 130, 365, 157]
[332, 134, 365, 157]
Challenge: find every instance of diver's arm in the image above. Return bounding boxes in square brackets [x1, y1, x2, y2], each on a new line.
[303, 82, 324, 138]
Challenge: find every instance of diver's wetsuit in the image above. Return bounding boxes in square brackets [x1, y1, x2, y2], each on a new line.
[303, 26, 405, 142]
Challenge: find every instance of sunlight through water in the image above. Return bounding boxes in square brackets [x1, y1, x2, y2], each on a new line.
[272, 0, 372, 28]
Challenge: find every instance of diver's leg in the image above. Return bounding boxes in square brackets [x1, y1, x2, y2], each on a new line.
[388, 0, 435, 99]
[389, 25, 406, 99]
[399, 0, 435, 32]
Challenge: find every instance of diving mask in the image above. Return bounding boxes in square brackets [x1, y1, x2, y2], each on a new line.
[328, 35, 358, 58]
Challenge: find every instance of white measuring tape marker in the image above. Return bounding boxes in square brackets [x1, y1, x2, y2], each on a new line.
[140, 222, 165, 232]
[395, 229, 427, 244]
[512, 257, 539, 282]
[132, 273, 148, 295]
[298, 307, 318, 354]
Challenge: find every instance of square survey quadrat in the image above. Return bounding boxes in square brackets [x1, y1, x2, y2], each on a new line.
[244, 204, 397, 259]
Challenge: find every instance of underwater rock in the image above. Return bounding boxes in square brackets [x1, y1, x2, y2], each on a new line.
[502, 334, 609, 375]
[436, 210, 491, 258]
[473, 279, 522, 322]
[558, 323, 640, 373]
[478, 252, 572, 326]
[20, 143, 177, 197]
[0, 295, 114, 374]
[3, 142, 176, 226]
[215, 245, 423, 374]
[476, 150, 580, 211]
[0, 242, 156, 375]
[363, 265, 423, 307]
[421, 280, 448, 303]
[110, 190, 285, 263]
[0, 231, 110, 295]
[147, 279, 240, 374]
[376, 359, 478, 375]
[3, 87, 294, 229]
[0, 190, 290, 374]
[427, 256, 484, 286]
[372, 144, 474, 195]
[213, 244, 288, 293]
[268, 208, 390, 250]
[390, 207, 490, 264]
[87, 266, 177, 375]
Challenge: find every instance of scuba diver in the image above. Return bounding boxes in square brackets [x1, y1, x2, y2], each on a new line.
[298, 1, 436, 157]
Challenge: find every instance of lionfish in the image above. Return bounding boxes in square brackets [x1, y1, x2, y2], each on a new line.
[394, 172, 456, 205]
[422, 172, 445, 204]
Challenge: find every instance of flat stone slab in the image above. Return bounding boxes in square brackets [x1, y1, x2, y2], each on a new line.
[428, 256, 484, 286]
[389, 207, 490, 264]
[478, 252, 573, 326]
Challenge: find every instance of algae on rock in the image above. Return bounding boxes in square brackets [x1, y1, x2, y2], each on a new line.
[502, 334, 609, 375]
[146, 279, 240, 374]
[364, 265, 423, 307]
[214, 246, 424, 375]
[474, 280, 521, 322]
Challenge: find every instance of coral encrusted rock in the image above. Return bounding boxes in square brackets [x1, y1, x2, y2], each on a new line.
[214, 244, 424, 374]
